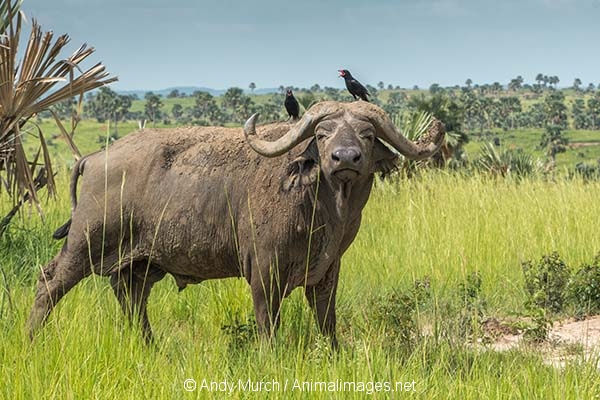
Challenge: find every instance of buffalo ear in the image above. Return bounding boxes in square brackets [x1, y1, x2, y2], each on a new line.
[372, 138, 398, 179]
[282, 138, 319, 191]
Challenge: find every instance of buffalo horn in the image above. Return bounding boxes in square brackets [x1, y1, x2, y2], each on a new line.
[243, 113, 316, 157]
[365, 105, 446, 160]
[244, 102, 344, 157]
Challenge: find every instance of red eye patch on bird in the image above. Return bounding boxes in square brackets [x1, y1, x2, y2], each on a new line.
[338, 70, 346, 77]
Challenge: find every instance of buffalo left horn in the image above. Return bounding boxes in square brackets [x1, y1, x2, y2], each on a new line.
[361, 103, 446, 160]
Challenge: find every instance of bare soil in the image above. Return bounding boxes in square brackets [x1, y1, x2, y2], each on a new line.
[569, 141, 600, 148]
[482, 315, 600, 368]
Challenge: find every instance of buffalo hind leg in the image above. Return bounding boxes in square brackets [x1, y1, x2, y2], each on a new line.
[28, 254, 90, 339]
[250, 265, 288, 340]
[305, 260, 340, 349]
[110, 261, 165, 343]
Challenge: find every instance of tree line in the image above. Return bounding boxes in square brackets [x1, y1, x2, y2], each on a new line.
[48, 75, 600, 136]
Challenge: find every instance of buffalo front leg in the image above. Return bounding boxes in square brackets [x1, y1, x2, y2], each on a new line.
[305, 260, 340, 349]
[110, 262, 165, 343]
[28, 254, 90, 339]
[249, 263, 288, 340]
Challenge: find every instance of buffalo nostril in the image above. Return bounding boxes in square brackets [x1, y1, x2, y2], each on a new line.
[332, 148, 361, 164]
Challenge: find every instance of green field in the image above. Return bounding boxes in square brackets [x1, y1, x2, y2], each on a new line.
[25, 115, 600, 175]
[2, 171, 600, 399]
[465, 128, 600, 171]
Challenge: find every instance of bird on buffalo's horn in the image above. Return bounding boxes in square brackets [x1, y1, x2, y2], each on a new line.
[284, 88, 300, 120]
[338, 69, 370, 102]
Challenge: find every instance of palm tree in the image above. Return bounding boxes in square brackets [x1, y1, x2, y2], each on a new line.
[192, 91, 221, 124]
[1, 0, 116, 233]
[407, 92, 468, 167]
[586, 83, 595, 93]
[535, 73, 544, 87]
[144, 92, 163, 127]
[491, 82, 503, 96]
[222, 87, 254, 123]
[508, 75, 524, 92]
[587, 94, 600, 129]
[396, 111, 436, 175]
[171, 103, 183, 121]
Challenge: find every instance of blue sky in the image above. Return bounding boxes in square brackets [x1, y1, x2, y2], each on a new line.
[22, 0, 600, 91]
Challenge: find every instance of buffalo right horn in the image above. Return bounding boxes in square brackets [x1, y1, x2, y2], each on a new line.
[244, 113, 315, 157]
[244, 101, 342, 158]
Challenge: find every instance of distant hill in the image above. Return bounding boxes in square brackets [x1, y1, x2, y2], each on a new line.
[116, 86, 279, 98]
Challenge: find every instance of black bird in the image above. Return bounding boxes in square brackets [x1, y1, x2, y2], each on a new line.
[338, 69, 370, 102]
[284, 88, 300, 120]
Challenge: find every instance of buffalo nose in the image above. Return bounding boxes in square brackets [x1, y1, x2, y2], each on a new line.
[331, 148, 361, 164]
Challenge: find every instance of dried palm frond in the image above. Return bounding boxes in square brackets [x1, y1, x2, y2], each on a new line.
[0, 0, 116, 223]
[0, 0, 22, 34]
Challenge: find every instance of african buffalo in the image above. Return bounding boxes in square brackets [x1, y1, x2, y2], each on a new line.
[28, 101, 444, 346]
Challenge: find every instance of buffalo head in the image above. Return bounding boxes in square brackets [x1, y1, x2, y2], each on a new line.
[244, 101, 445, 191]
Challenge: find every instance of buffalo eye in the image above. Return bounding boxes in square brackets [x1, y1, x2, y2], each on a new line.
[315, 129, 332, 140]
[359, 128, 375, 141]
[315, 123, 334, 139]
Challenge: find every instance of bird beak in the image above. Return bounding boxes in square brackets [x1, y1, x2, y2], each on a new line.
[338, 70, 344, 77]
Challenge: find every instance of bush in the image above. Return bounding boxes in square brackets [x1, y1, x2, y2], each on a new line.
[567, 254, 600, 318]
[477, 143, 538, 179]
[435, 272, 488, 344]
[371, 290, 417, 350]
[370, 278, 430, 352]
[522, 252, 570, 313]
[522, 307, 551, 344]
[573, 162, 599, 180]
[457, 272, 486, 337]
[221, 316, 256, 350]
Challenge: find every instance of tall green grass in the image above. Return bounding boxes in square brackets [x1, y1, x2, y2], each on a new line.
[1, 171, 600, 399]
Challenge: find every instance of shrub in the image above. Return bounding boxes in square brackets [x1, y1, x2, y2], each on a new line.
[522, 306, 551, 344]
[456, 272, 486, 339]
[435, 272, 488, 344]
[567, 254, 600, 318]
[221, 316, 256, 350]
[370, 278, 430, 352]
[522, 252, 570, 313]
[477, 143, 538, 179]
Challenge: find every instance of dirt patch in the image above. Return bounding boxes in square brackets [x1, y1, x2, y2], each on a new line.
[482, 315, 600, 368]
[569, 141, 600, 149]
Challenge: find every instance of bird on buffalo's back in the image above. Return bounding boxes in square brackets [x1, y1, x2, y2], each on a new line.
[338, 69, 370, 102]
[284, 88, 300, 120]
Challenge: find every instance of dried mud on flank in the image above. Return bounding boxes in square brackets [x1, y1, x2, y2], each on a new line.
[480, 315, 600, 368]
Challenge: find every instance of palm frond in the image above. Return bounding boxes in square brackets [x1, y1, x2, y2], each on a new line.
[401, 110, 434, 141]
[477, 143, 538, 179]
[0, 0, 116, 231]
[478, 142, 506, 176]
[0, 0, 22, 33]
